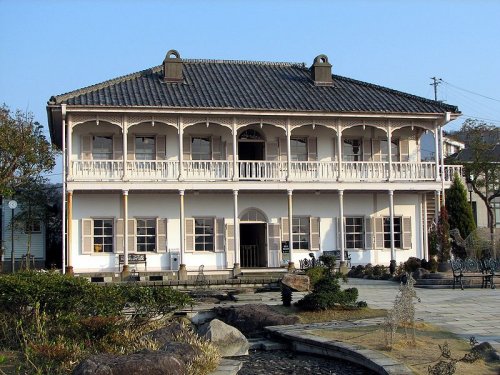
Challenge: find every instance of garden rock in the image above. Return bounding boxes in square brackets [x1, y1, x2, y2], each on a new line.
[281, 273, 310, 291]
[471, 342, 500, 362]
[161, 341, 202, 364]
[198, 318, 249, 357]
[72, 350, 186, 375]
[146, 321, 190, 344]
[215, 304, 299, 337]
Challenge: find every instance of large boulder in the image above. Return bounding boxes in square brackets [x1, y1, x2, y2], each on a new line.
[198, 318, 249, 357]
[72, 350, 186, 375]
[215, 304, 299, 337]
[281, 273, 310, 291]
[146, 321, 190, 344]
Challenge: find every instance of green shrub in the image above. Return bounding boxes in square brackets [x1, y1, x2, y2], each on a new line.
[318, 253, 336, 272]
[404, 257, 422, 273]
[296, 274, 358, 311]
[305, 266, 328, 287]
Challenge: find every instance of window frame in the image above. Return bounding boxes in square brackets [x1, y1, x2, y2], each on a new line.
[136, 218, 156, 252]
[194, 217, 215, 252]
[292, 216, 310, 250]
[24, 220, 42, 234]
[92, 218, 114, 253]
[92, 135, 114, 160]
[342, 138, 362, 161]
[380, 139, 400, 162]
[383, 216, 402, 249]
[345, 217, 364, 249]
[290, 137, 308, 161]
[191, 136, 212, 160]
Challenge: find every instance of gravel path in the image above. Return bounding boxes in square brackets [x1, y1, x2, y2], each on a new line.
[235, 350, 376, 375]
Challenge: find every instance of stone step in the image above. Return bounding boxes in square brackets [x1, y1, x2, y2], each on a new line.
[209, 358, 243, 375]
[248, 338, 289, 351]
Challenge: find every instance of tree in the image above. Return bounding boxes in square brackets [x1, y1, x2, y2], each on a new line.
[447, 119, 499, 245]
[0, 105, 57, 196]
[436, 206, 451, 263]
[445, 173, 476, 238]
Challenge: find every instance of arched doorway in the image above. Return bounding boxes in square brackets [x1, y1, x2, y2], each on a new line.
[239, 208, 268, 268]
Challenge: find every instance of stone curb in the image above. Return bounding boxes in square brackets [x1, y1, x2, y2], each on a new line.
[265, 319, 413, 375]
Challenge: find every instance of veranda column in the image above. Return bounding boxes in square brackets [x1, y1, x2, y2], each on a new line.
[389, 190, 396, 273]
[178, 190, 187, 280]
[387, 127, 392, 180]
[435, 190, 441, 223]
[122, 119, 128, 179]
[67, 118, 73, 176]
[178, 118, 184, 180]
[434, 128, 440, 182]
[423, 193, 429, 260]
[66, 190, 74, 275]
[336, 126, 343, 181]
[439, 126, 446, 206]
[286, 120, 291, 181]
[61, 104, 67, 274]
[287, 189, 294, 268]
[338, 190, 347, 273]
[233, 190, 240, 275]
[122, 190, 129, 277]
[232, 122, 238, 181]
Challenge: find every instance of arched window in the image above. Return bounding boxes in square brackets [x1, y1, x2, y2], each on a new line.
[239, 129, 264, 141]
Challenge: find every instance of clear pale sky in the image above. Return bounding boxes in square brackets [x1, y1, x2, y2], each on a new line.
[1, 0, 499, 180]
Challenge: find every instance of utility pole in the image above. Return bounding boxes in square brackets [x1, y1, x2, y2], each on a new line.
[430, 77, 442, 101]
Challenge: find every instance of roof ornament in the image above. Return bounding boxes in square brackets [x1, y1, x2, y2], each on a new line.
[311, 54, 333, 86]
[163, 49, 183, 83]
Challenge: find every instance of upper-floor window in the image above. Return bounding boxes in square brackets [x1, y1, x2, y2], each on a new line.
[380, 139, 399, 162]
[345, 217, 364, 248]
[136, 218, 156, 252]
[292, 216, 310, 250]
[343, 139, 362, 161]
[383, 217, 401, 248]
[93, 136, 113, 160]
[290, 137, 308, 161]
[135, 136, 155, 160]
[191, 137, 211, 160]
[93, 219, 114, 253]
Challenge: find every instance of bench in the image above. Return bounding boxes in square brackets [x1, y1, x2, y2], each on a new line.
[118, 253, 147, 271]
[450, 258, 496, 290]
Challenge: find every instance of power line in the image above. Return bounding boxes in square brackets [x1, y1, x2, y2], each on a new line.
[430, 77, 443, 101]
[441, 80, 500, 103]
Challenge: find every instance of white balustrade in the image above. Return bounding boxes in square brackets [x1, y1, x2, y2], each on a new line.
[127, 160, 179, 180]
[289, 161, 338, 181]
[72, 160, 123, 180]
[183, 160, 232, 180]
[238, 161, 287, 180]
[443, 165, 463, 182]
[342, 162, 388, 181]
[391, 162, 436, 180]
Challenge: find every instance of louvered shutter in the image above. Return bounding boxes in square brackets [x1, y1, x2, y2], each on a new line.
[156, 218, 167, 253]
[310, 217, 320, 251]
[308, 137, 318, 161]
[225, 220, 235, 267]
[81, 136, 92, 160]
[227, 141, 233, 161]
[183, 136, 191, 161]
[400, 139, 409, 162]
[215, 218, 224, 252]
[156, 136, 166, 160]
[115, 219, 124, 254]
[332, 138, 337, 161]
[127, 135, 135, 160]
[364, 217, 373, 250]
[372, 140, 381, 162]
[268, 223, 281, 267]
[82, 218, 93, 254]
[279, 137, 287, 161]
[221, 141, 227, 160]
[402, 217, 412, 249]
[113, 135, 123, 160]
[267, 141, 279, 161]
[374, 217, 384, 249]
[127, 219, 136, 252]
[185, 218, 195, 252]
[212, 136, 222, 160]
[363, 139, 372, 161]
[334, 217, 339, 249]
[281, 217, 289, 242]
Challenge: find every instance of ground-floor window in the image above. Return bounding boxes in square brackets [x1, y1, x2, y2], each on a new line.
[494, 201, 500, 228]
[24, 220, 42, 234]
[195, 218, 214, 251]
[93, 219, 113, 253]
[292, 217, 310, 250]
[383, 217, 401, 248]
[136, 218, 156, 252]
[345, 217, 364, 248]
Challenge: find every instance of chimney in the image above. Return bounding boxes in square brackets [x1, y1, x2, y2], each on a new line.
[311, 54, 333, 86]
[163, 49, 183, 82]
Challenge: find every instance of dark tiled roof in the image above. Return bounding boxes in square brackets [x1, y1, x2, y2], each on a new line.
[447, 144, 500, 162]
[49, 59, 459, 114]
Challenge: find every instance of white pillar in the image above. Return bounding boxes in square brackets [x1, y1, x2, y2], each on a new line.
[61, 104, 66, 274]
[338, 190, 345, 263]
[434, 128, 440, 182]
[387, 128, 392, 180]
[233, 190, 239, 265]
[179, 190, 185, 264]
[287, 189, 293, 262]
[389, 190, 396, 262]
[439, 126, 446, 205]
[123, 190, 129, 267]
[423, 192, 429, 260]
[122, 121, 128, 179]
[286, 121, 292, 181]
[232, 123, 238, 181]
[336, 127, 343, 180]
[435, 190, 441, 222]
[66, 118, 72, 176]
[178, 118, 184, 180]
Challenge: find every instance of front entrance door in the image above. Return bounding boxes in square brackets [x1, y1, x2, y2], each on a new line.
[240, 223, 267, 267]
[238, 141, 264, 160]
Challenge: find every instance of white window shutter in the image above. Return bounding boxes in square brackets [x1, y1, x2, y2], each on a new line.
[212, 136, 222, 160]
[363, 139, 372, 161]
[113, 135, 123, 160]
[127, 218, 136, 252]
[81, 136, 92, 160]
[185, 218, 195, 252]
[332, 138, 337, 161]
[372, 140, 381, 162]
[267, 141, 279, 161]
[307, 137, 317, 161]
[364, 217, 373, 250]
[127, 135, 135, 160]
[310, 217, 320, 251]
[374, 217, 384, 249]
[156, 218, 167, 253]
[400, 139, 409, 162]
[82, 218, 93, 254]
[156, 136, 166, 160]
[225, 220, 235, 267]
[215, 218, 225, 252]
[279, 137, 287, 161]
[281, 217, 289, 242]
[268, 223, 281, 267]
[402, 217, 412, 249]
[183, 136, 191, 161]
[227, 141, 233, 161]
[115, 219, 124, 254]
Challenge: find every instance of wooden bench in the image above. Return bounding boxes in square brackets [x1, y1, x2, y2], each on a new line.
[118, 253, 147, 271]
[450, 258, 496, 290]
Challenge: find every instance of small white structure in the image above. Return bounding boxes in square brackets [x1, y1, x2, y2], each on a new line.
[47, 51, 461, 274]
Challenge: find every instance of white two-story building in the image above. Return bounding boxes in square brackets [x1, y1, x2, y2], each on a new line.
[47, 50, 461, 275]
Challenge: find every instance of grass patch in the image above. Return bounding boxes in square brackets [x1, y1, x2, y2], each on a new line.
[270, 304, 387, 323]
[309, 323, 499, 375]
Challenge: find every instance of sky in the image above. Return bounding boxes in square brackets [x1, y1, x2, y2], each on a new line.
[1, 0, 499, 181]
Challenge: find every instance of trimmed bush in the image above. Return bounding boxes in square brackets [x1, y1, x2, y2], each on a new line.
[404, 257, 422, 273]
[296, 274, 358, 311]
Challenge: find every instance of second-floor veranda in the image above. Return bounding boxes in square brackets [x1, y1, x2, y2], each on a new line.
[66, 114, 461, 184]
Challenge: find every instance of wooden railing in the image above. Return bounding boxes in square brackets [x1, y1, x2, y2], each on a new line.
[70, 160, 462, 184]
